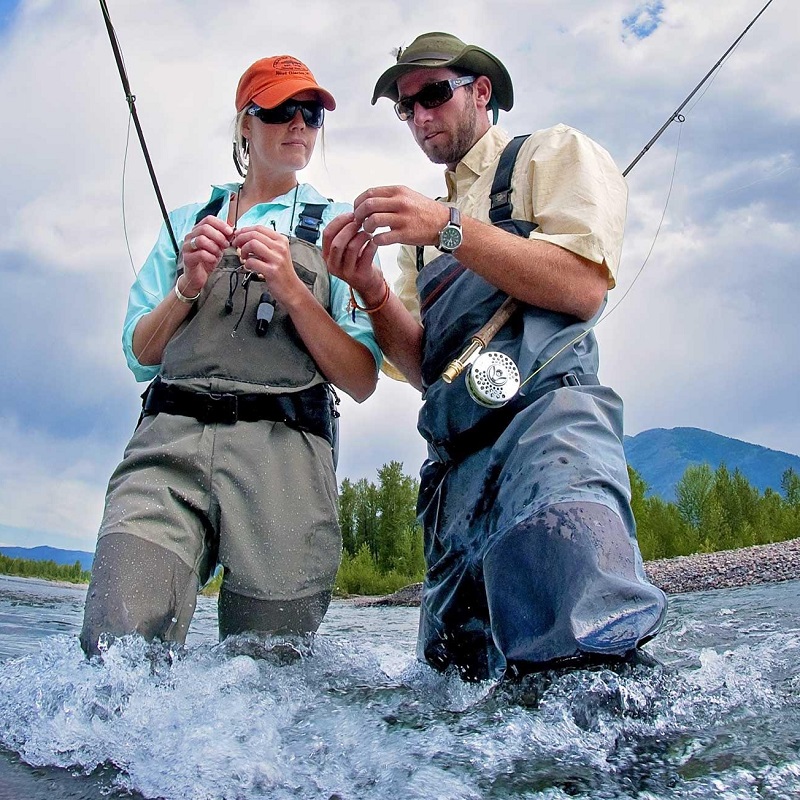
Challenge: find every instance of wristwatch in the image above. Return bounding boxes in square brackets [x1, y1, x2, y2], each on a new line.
[436, 206, 463, 253]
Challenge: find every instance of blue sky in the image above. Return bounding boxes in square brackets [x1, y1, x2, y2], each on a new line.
[0, 0, 796, 553]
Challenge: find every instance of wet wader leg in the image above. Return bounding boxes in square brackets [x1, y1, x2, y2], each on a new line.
[218, 587, 332, 639]
[416, 460, 503, 682]
[80, 533, 200, 656]
[482, 501, 667, 674]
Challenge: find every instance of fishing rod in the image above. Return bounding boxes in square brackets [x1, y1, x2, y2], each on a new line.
[443, 0, 777, 408]
[99, 0, 180, 258]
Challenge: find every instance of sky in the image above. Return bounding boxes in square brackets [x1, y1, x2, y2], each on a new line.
[0, 0, 796, 553]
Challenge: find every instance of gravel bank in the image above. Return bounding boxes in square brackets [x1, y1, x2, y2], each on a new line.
[355, 537, 800, 607]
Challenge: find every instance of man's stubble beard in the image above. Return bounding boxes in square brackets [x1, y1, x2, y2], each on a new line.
[421, 99, 478, 166]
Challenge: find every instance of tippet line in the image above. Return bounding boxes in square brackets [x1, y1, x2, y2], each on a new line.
[441, 0, 776, 394]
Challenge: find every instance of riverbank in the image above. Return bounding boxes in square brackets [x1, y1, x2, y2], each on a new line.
[355, 537, 800, 607]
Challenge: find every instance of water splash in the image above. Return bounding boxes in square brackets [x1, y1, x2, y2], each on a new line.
[0, 582, 798, 799]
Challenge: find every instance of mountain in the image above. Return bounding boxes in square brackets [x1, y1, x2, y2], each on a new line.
[624, 427, 800, 502]
[0, 545, 94, 572]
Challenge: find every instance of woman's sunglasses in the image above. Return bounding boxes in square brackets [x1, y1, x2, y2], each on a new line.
[247, 100, 325, 129]
[394, 75, 476, 121]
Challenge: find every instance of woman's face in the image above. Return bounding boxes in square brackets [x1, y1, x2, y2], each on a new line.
[243, 90, 321, 176]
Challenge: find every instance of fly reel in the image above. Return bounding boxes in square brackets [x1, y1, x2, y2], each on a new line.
[465, 351, 520, 408]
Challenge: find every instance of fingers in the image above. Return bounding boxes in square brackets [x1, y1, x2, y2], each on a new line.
[323, 217, 377, 281]
[230, 228, 293, 278]
[321, 212, 356, 260]
[182, 216, 233, 272]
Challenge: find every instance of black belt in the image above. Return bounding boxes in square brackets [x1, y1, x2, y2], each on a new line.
[430, 372, 600, 465]
[141, 378, 335, 445]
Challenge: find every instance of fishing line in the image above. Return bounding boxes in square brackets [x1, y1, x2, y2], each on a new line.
[449, 0, 777, 405]
[99, 0, 179, 257]
[516, 122, 684, 394]
[100, 0, 204, 367]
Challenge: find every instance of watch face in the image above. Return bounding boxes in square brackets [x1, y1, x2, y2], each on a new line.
[440, 224, 462, 251]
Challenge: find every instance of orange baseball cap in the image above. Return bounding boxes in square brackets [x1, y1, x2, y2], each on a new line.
[235, 55, 336, 113]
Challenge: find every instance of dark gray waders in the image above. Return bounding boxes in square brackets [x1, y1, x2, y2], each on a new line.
[81, 204, 342, 657]
[414, 137, 667, 681]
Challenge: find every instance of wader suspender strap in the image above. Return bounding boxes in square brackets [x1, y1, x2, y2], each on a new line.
[194, 196, 329, 243]
[415, 133, 532, 271]
[195, 194, 226, 225]
[489, 134, 530, 224]
[294, 203, 327, 244]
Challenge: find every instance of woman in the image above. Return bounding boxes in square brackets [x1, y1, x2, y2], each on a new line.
[80, 55, 382, 656]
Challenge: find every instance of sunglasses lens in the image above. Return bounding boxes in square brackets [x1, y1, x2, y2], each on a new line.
[252, 101, 324, 128]
[301, 103, 325, 128]
[394, 80, 454, 120]
[418, 81, 453, 109]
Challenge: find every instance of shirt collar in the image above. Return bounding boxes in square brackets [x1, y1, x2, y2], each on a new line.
[444, 126, 512, 201]
[208, 182, 327, 207]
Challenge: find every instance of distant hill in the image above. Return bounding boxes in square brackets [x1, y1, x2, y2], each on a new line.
[624, 427, 800, 502]
[0, 545, 94, 572]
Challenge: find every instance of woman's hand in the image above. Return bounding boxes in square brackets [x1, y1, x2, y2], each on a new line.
[232, 226, 307, 308]
[181, 215, 235, 294]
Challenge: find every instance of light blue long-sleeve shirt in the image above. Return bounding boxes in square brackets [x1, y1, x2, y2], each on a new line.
[123, 182, 382, 382]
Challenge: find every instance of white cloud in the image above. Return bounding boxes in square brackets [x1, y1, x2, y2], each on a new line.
[0, 0, 797, 549]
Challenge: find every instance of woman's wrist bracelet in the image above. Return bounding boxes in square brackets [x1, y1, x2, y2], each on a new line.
[348, 278, 390, 318]
[174, 277, 201, 304]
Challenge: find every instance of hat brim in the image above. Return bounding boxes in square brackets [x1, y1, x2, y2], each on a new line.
[371, 45, 513, 111]
[250, 79, 336, 112]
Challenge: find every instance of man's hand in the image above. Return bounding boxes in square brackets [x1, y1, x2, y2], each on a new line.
[322, 212, 386, 306]
[353, 186, 450, 248]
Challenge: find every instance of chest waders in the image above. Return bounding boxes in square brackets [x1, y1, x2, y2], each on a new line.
[141, 198, 339, 450]
[414, 136, 667, 681]
[80, 199, 345, 657]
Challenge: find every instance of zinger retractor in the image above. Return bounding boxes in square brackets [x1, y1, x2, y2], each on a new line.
[465, 350, 520, 408]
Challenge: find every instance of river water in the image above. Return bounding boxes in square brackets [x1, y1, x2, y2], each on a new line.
[0, 574, 798, 800]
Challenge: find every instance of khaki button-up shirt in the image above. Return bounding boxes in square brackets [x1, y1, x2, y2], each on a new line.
[394, 124, 628, 324]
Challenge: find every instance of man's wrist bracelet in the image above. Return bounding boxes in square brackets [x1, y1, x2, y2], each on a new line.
[348, 278, 391, 317]
[174, 278, 201, 304]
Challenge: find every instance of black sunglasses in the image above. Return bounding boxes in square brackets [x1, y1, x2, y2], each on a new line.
[394, 75, 476, 121]
[247, 100, 325, 129]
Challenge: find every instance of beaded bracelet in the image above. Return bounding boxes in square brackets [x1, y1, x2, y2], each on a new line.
[348, 278, 390, 320]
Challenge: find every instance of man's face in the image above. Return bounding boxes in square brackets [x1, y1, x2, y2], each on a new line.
[395, 68, 481, 168]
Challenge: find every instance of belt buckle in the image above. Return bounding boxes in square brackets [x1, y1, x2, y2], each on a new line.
[205, 393, 238, 424]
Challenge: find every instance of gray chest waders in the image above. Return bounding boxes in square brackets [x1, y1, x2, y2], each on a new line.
[143, 197, 340, 452]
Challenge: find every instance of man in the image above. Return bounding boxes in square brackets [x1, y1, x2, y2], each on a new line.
[323, 32, 666, 681]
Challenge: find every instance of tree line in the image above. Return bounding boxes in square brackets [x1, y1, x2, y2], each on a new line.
[335, 462, 800, 595]
[0, 554, 90, 584]
[2, 463, 798, 595]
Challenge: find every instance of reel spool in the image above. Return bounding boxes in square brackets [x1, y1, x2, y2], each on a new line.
[465, 351, 520, 408]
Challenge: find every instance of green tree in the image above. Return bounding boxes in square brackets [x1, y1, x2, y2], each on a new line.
[676, 463, 714, 530]
[376, 461, 419, 571]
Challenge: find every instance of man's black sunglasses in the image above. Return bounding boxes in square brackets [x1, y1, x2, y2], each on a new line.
[247, 100, 325, 129]
[394, 75, 476, 121]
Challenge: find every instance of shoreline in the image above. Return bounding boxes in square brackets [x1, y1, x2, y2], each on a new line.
[4, 537, 798, 605]
[352, 536, 800, 607]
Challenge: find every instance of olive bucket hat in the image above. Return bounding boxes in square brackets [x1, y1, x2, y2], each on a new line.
[371, 31, 513, 113]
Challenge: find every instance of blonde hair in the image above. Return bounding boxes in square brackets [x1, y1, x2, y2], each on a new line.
[232, 108, 250, 178]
